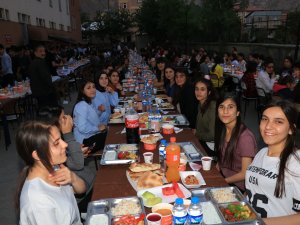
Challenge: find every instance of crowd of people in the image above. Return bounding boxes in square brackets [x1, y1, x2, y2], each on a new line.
[5, 43, 299, 225]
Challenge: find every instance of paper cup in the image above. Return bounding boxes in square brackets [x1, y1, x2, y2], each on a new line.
[143, 152, 154, 164]
[152, 203, 173, 225]
[155, 97, 162, 105]
[178, 158, 187, 171]
[146, 213, 162, 225]
[162, 124, 174, 135]
[201, 156, 212, 171]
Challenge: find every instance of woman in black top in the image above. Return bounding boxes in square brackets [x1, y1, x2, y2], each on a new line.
[173, 68, 198, 129]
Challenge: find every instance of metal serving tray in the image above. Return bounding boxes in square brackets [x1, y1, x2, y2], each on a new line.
[100, 144, 139, 165]
[162, 114, 190, 126]
[85, 196, 147, 225]
[178, 142, 204, 162]
[207, 186, 245, 204]
[192, 188, 266, 225]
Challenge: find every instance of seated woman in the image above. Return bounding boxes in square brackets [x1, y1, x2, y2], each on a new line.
[215, 94, 257, 192]
[210, 56, 224, 88]
[154, 57, 166, 88]
[256, 58, 277, 96]
[108, 70, 125, 96]
[273, 75, 295, 100]
[73, 80, 107, 152]
[173, 68, 198, 129]
[246, 101, 300, 225]
[194, 77, 217, 157]
[241, 61, 258, 98]
[92, 71, 119, 125]
[16, 120, 86, 225]
[164, 65, 176, 103]
[279, 56, 294, 77]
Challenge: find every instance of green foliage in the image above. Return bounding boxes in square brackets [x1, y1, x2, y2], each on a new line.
[136, 0, 242, 43]
[94, 9, 134, 41]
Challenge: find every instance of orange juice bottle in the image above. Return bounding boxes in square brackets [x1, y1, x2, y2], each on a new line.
[166, 137, 180, 182]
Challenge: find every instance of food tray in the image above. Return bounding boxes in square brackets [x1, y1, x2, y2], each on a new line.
[108, 117, 125, 124]
[100, 144, 139, 165]
[158, 101, 175, 110]
[191, 188, 266, 225]
[178, 142, 204, 162]
[137, 183, 192, 208]
[85, 196, 147, 225]
[162, 114, 190, 126]
[207, 186, 245, 204]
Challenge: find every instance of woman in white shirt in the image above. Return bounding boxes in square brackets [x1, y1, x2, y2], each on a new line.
[16, 120, 86, 225]
[256, 58, 277, 95]
[245, 100, 300, 225]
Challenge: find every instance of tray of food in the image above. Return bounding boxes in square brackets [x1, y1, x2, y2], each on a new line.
[100, 144, 139, 165]
[178, 142, 204, 162]
[162, 114, 190, 126]
[126, 163, 165, 191]
[85, 196, 146, 225]
[109, 112, 125, 124]
[191, 188, 266, 225]
[137, 182, 191, 208]
[158, 102, 174, 110]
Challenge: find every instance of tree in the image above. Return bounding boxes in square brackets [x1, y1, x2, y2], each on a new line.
[94, 9, 134, 42]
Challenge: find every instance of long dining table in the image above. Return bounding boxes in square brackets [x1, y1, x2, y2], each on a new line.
[91, 124, 228, 201]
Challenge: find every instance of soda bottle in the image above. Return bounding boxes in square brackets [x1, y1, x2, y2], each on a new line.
[125, 107, 140, 144]
[158, 139, 167, 172]
[165, 137, 180, 182]
[187, 197, 203, 225]
[172, 198, 187, 225]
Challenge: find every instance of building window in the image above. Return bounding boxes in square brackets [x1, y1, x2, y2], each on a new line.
[120, 3, 127, 9]
[59, 24, 64, 30]
[36, 17, 45, 27]
[0, 8, 9, 20]
[58, 0, 62, 11]
[66, 0, 69, 14]
[49, 21, 56, 29]
[49, 0, 53, 7]
[18, 12, 31, 24]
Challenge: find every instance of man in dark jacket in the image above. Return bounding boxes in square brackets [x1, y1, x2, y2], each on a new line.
[29, 45, 58, 108]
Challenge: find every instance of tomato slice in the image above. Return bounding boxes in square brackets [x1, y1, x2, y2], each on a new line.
[162, 186, 175, 196]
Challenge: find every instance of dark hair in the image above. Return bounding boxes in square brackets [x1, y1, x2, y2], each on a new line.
[76, 79, 95, 104]
[263, 57, 274, 69]
[172, 68, 190, 106]
[0, 44, 4, 49]
[294, 61, 300, 69]
[283, 56, 293, 66]
[15, 120, 56, 215]
[195, 78, 216, 114]
[37, 105, 64, 127]
[215, 93, 246, 168]
[245, 61, 258, 74]
[278, 75, 295, 85]
[108, 69, 119, 78]
[262, 100, 299, 198]
[211, 56, 222, 73]
[96, 70, 108, 92]
[164, 65, 176, 88]
[33, 44, 45, 52]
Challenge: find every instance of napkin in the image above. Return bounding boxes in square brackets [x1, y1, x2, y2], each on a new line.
[121, 128, 126, 134]
[174, 126, 183, 134]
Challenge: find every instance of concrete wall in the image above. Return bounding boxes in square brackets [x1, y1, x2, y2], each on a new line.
[1, 0, 71, 29]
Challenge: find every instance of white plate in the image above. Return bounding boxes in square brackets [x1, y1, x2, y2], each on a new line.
[180, 171, 206, 189]
[137, 183, 191, 208]
[140, 133, 163, 140]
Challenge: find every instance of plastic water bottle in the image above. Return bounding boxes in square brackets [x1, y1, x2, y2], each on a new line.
[158, 139, 167, 172]
[187, 197, 203, 225]
[172, 198, 187, 225]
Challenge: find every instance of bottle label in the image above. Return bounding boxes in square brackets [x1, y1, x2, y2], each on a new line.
[173, 215, 187, 225]
[125, 118, 139, 128]
[188, 214, 203, 224]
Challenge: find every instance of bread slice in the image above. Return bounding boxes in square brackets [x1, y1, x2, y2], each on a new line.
[129, 163, 161, 172]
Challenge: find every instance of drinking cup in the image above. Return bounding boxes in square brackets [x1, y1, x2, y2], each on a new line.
[201, 156, 212, 171]
[146, 213, 162, 225]
[143, 152, 154, 164]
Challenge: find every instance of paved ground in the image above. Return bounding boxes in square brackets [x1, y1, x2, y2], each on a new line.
[0, 90, 298, 224]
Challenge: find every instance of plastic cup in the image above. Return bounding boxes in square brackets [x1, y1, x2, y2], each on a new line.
[155, 97, 162, 105]
[153, 88, 157, 95]
[143, 152, 154, 164]
[128, 99, 133, 107]
[120, 107, 126, 115]
[114, 108, 120, 113]
[201, 156, 212, 171]
[146, 213, 162, 225]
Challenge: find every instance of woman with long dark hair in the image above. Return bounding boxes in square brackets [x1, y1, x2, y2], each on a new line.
[108, 70, 124, 96]
[15, 120, 85, 224]
[194, 77, 217, 156]
[73, 80, 107, 152]
[215, 94, 257, 191]
[173, 68, 198, 129]
[164, 65, 176, 103]
[245, 100, 300, 224]
[92, 71, 119, 125]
